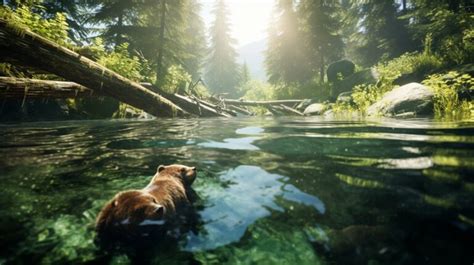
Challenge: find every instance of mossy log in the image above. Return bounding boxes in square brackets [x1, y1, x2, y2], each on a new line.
[0, 77, 98, 99]
[0, 19, 187, 117]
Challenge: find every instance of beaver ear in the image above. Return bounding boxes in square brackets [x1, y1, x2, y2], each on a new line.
[113, 199, 118, 207]
[157, 165, 165, 173]
[155, 205, 165, 218]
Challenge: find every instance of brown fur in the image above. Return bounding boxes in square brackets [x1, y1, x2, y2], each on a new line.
[96, 164, 197, 239]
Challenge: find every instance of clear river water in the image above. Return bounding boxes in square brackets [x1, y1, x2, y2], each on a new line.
[0, 117, 473, 265]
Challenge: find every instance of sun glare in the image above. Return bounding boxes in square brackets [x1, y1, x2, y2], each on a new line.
[201, 0, 275, 46]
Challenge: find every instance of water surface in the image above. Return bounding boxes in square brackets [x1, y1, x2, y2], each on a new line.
[0, 117, 473, 264]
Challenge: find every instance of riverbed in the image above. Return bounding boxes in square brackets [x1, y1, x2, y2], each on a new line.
[0, 117, 473, 264]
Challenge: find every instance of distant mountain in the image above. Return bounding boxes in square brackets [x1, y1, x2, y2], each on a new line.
[237, 39, 267, 81]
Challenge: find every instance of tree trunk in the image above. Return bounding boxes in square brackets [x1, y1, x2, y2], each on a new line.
[0, 19, 187, 117]
[320, 53, 325, 83]
[116, 9, 124, 46]
[0, 77, 98, 99]
[156, 0, 167, 83]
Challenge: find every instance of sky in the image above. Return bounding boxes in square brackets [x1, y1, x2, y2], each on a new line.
[200, 0, 275, 47]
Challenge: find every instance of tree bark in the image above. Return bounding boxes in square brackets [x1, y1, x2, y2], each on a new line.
[0, 77, 98, 99]
[0, 19, 187, 117]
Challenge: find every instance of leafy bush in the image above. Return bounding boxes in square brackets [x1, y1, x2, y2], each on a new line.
[241, 80, 275, 101]
[0, 5, 69, 46]
[422, 71, 473, 119]
[333, 50, 444, 114]
[96, 41, 144, 82]
[160, 65, 192, 94]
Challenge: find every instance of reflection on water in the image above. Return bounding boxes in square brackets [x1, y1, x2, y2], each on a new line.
[198, 137, 260, 150]
[186, 165, 324, 251]
[0, 117, 473, 264]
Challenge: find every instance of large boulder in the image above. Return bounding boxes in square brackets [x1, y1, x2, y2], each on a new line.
[303, 103, 326, 116]
[327, 59, 355, 83]
[367, 83, 434, 117]
[331, 68, 378, 99]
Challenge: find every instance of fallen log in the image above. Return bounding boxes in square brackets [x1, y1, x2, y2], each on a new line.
[278, 104, 304, 116]
[227, 105, 254, 116]
[0, 77, 97, 99]
[140, 83, 232, 117]
[0, 19, 187, 117]
[223, 99, 304, 106]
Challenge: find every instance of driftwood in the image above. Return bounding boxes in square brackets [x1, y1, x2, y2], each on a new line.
[140, 83, 232, 117]
[0, 19, 187, 117]
[0, 77, 97, 99]
[223, 99, 304, 106]
[228, 105, 254, 116]
[278, 104, 304, 116]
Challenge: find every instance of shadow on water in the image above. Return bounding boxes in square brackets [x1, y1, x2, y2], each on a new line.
[0, 117, 473, 264]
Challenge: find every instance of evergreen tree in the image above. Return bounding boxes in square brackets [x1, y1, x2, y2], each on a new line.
[240, 62, 251, 85]
[406, 0, 473, 64]
[299, 0, 344, 82]
[205, 0, 240, 96]
[182, 0, 207, 79]
[350, 0, 413, 66]
[265, 0, 310, 86]
[87, 0, 141, 46]
[42, 0, 89, 44]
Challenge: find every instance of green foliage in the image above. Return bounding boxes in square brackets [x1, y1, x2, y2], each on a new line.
[334, 51, 443, 114]
[241, 80, 275, 101]
[160, 65, 192, 94]
[406, 0, 473, 66]
[97, 42, 144, 82]
[348, 0, 413, 66]
[1, 5, 69, 46]
[19, 212, 98, 264]
[422, 71, 473, 119]
[376, 51, 442, 85]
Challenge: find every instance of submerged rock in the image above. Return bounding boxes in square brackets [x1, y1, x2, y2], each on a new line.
[303, 103, 326, 116]
[367, 82, 433, 117]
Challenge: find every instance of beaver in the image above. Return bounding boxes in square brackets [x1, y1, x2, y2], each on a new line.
[95, 164, 197, 241]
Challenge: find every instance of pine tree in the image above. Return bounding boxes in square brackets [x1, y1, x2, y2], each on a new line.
[205, 0, 240, 96]
[182, 0, 207, 79]
[265, 0, 310, 86]
[299, 0, 344, 83]
[406, 0, 472, 59]
[240, 62, 251, 85]
[350, 0, 413, 66]
[87, 0, 140, 46]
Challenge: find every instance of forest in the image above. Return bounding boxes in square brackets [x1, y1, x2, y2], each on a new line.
[0, 0, 472, 120]
[1, 1, 474, 264]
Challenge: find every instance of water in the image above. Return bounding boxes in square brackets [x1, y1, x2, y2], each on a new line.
[0, 117, 473, 265]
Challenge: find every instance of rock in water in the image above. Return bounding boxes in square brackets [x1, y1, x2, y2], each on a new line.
[367, 83, 434, 117]
[304, 103, 326, 116]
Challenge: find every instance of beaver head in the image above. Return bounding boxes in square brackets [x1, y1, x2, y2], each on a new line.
[156, 164, 197, 186]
